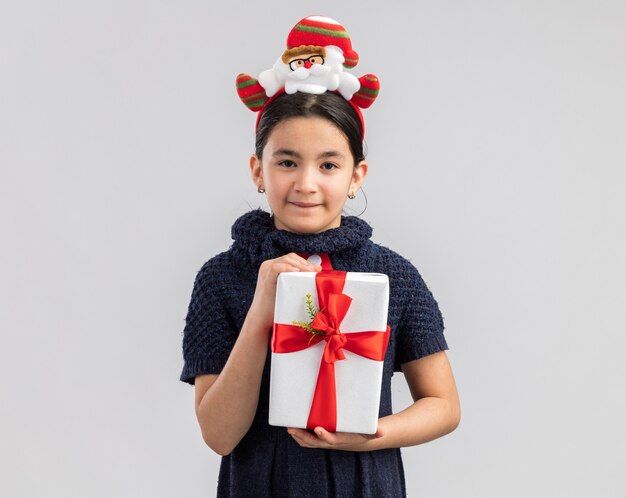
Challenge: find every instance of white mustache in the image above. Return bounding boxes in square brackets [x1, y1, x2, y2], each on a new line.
[288, 64, 331, 80]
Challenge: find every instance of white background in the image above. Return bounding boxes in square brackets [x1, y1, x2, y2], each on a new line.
[1, 1, 625, 497]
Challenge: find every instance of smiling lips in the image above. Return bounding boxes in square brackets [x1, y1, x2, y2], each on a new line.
[290, 201, 320, 208]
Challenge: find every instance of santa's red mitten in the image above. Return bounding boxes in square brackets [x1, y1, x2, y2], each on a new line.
[236, 73, 269, 112]
[351, 74, 380, 109]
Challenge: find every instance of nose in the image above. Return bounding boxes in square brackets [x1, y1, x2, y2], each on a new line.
[294, 166, 317, 193]
[304, 61, 312, 69]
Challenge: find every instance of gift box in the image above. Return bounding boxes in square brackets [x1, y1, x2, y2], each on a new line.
[269, 269, 390, 434]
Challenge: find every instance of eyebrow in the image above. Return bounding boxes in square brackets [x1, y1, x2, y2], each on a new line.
[272, 148, 345, 160]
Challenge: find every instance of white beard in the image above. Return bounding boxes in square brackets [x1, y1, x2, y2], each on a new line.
[258, 46, 360, 100]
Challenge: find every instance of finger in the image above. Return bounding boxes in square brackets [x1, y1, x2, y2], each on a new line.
[263, 259, 311, 278]
[288, 428, 316, 441]
[288, 428, 318, 448]
[261, 254, 321, 276]
[313, 427, 338, 445]
[293, 428, 326, 446]
[262, 253, 320, 272]
[283, 253, 322, 272]
[258, 261, 298, 278]
[266, 261, 310, 277]
[273, 263, 304, 273]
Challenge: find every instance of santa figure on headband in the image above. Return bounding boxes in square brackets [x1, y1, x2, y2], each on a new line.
[237, 16, 380, 112]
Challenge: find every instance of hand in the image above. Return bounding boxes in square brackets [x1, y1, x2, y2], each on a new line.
[287, 425, 385, 452]
[248, 253, 321, 332]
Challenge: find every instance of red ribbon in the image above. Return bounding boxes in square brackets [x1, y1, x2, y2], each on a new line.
[271, 256, 390, 432]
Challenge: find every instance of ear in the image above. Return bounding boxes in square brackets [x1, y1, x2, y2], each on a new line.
[250, 154, 263, 189]
[349, 160, 368, 195]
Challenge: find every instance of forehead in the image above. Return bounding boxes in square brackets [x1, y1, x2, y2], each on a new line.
[264, 117, 351, 156]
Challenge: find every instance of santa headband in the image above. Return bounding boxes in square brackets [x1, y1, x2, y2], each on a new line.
[236, 15, 380, 139]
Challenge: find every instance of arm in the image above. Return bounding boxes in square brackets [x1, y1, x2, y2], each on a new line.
[288, 350, 460, 451]
[194, 253, 321, 456]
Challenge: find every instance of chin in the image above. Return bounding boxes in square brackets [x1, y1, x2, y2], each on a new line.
[283, 223, 321, 234]
[291, 222, 339, 235]
[273, 208, 343, 234]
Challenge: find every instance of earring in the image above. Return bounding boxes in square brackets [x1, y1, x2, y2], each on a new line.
[258, 186, 265, 194]
[348, 192, 356, 199]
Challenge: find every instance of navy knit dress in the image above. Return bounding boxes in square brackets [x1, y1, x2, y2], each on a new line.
[180, 209, 448, 497]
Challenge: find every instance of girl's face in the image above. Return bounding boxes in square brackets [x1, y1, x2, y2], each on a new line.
[250, 116, 367, 235]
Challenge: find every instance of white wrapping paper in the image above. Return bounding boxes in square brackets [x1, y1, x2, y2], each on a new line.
[269, 271, 390, 434]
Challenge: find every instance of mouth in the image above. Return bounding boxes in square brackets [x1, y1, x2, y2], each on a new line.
[290, 201, 320, 208]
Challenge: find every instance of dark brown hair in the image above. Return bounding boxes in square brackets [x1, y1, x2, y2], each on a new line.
[255, 92, 365, 165]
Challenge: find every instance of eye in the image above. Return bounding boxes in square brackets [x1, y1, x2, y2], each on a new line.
[320, 162, 338, 170]
[279, 160, 296, 168]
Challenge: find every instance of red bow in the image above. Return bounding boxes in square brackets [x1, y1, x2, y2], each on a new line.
[271, 262, 390, 432]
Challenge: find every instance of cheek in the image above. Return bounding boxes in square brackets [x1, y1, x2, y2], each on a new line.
[264, 175, 289, 200]
[327, 177, 353, 201]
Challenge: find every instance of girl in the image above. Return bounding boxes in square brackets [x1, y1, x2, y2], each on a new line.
[180, 16, 460, 498]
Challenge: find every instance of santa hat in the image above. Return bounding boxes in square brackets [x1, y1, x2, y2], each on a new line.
[285, 16, 360, 69]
